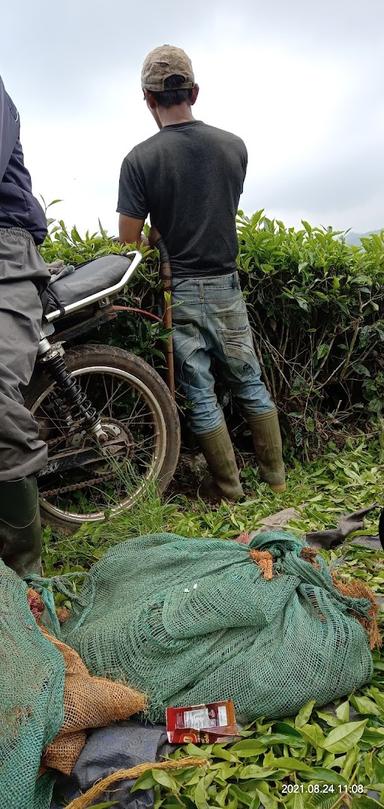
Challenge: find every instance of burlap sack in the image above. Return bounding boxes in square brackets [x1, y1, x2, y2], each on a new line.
[41, 630, 147, 775]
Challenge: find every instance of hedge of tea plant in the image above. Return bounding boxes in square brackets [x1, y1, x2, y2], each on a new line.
[236, 212, 384, 458]
[40, 212, 384, 459]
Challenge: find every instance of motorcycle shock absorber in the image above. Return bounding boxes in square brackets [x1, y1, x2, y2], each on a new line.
[38, 336, 107, 441]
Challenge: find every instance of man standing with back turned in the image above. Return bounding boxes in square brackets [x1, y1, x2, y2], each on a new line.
[0, 76, 50, 574]
[118, 45, 286, 500]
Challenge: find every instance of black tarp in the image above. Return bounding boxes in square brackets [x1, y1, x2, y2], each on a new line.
[51, 721, 169, 809]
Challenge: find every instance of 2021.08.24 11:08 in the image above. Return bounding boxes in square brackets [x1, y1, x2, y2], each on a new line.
[281, 784, 365, 795]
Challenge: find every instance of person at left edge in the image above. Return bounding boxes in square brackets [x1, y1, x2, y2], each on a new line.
[0, 76, 50, 576]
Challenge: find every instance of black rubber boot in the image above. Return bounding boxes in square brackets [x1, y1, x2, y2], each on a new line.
[197, 422, 244, 502]
[0, 476, 42, 577]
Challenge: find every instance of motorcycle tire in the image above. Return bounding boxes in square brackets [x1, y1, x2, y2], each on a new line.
[26, 344, 180, 532]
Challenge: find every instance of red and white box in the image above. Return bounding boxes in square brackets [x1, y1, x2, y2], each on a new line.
[166, 700, 239, 744]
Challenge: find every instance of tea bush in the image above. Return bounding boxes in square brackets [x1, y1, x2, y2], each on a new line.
[40, 212, 384, 458]
[237, 212, 384, 457]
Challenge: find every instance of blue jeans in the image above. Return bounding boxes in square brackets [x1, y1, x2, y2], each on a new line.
[172, 271, 275, 434]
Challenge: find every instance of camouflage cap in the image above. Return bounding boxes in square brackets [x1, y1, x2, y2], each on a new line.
[141, 45, 195, 92]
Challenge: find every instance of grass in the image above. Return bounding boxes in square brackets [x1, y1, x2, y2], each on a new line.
[44, 435, 384, 809]
[43, 436, 383, 583]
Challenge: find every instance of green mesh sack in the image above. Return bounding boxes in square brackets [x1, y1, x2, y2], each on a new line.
[61, 532, 374, 723]
[0, 562, 64, 809]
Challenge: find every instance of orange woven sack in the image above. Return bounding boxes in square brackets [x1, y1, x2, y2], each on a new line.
[41, 629, 147, 775]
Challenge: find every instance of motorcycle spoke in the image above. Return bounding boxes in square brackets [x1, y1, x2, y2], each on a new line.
[37, 403, 70, 436]
[133, 433, 159, 450]
[32, 362, 168, 521]
[98, 378, 126, 417]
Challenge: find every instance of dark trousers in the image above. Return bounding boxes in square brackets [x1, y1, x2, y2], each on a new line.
[0, 228, 50, 481]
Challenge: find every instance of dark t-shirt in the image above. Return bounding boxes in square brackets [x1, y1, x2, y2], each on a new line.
[117, 120, 247, 277]
[0, 76, 47, 244]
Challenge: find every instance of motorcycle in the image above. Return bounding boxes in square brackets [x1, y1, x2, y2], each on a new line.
[25, 250, 180, 531]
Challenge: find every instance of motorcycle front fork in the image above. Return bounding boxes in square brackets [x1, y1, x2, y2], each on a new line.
[37, 333, 107, 441]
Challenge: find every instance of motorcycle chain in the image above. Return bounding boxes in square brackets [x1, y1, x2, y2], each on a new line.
[40, 472, 116, 498]
[40, 423, 134, 498]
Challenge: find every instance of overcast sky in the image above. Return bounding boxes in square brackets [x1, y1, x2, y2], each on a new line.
[2, 0, 384, 236]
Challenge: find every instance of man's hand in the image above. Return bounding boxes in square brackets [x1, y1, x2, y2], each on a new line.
[118, 214, 145, 246]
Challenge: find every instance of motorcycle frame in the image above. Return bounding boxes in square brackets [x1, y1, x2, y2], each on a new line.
[41, 246, 176, 397]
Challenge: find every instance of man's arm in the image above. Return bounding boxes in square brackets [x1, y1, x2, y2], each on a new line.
[118, 213, 145, 246]
[0, 77, 19, 182]
[117, 155, 149, 246]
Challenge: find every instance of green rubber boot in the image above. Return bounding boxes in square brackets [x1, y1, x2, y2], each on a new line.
[246, 409, 286, 492]
[197, 422, 244, 502]
[0, 476, 42, 577]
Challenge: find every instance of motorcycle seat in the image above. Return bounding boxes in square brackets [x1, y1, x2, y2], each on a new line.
[43, 254, 134, 317]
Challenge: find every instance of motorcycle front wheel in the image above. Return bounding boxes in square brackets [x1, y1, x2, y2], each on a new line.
[26, 344, 180, 531]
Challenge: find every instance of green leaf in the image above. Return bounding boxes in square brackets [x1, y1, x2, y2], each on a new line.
[212, 744, 238, 762]
[238, 765, 278, 779]
[263, 749, 277, 767]
[335, 701, 350, 722]
[350, 695, 381, 716]
[364, 751, 374, 778]
[152, 770, 180, 792]
[87, 803, 118, 809]
[185, 743, 210, 758]
[255, 781, 278, 809]
[216, 786, 229, 808]
[275, 722, 304, 738]
[230, 739, 268, 757]
[71, 225, 82, 243]
[323, 720, 367, 753]
[212, 762, 239, 781]
[297, 298, 309, 311]
[362, 728, 384, 748]
[257, 733, 306, 748]
[372, 755, 384, 783]
[322, 752, 336, 769]
[269, 757, 311, 771]
[46, 198, 62, 208]
[295, 699, 317, 728]
[351, 274, 373, 286]
[131, 771, 156, 792]
[180, 767, 201, 786]
[300, 768, 347, 786]
[341, 747, 358, 779]
[316, 712, 340, 727]
[368, 688, 384, 713]
[193, 776, 210, 809]
[302, 220, 312, 234]
[351, 797, 384, 809]
[229, 785, 259, 807]
[299, 723, 326, 749]
[305, 796, 339, 809]
[290, 794, 306, 809]
[316, 344, 330, 361]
